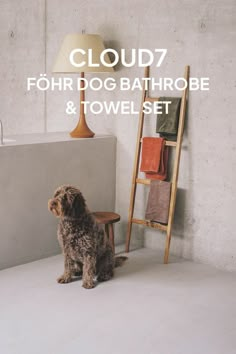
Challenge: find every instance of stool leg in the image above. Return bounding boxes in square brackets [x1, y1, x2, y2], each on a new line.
[105, 224, 109, 243]
[108, 224, 115, 254]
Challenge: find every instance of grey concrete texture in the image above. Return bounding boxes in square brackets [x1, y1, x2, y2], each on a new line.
[0, 248, 236, 354]
[0, 136, 116, 269]
[0, 0, 45, 134]
[0, 0, 236, 270]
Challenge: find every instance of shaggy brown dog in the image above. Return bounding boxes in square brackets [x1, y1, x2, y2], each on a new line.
[48, 185, 127, 289]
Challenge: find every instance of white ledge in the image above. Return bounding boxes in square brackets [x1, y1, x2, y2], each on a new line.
[0, 132, 114, 147]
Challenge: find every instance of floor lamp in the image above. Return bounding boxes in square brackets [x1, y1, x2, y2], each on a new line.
[53, 34, 114, 138]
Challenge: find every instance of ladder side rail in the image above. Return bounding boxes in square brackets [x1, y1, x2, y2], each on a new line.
[125, 66, 150, 252]
[164, 65, 190, 263]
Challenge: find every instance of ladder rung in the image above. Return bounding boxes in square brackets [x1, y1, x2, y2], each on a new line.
[145, 97, 160, 102]
[136, 178, 174, 186]
[165, 141, 177, 147]
[136, 178, 150, 185]
[132, 218, 167, 231]
[140, 138, 177, 147]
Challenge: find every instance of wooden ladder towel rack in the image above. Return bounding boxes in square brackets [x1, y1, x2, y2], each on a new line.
[125, 65, 190, 263]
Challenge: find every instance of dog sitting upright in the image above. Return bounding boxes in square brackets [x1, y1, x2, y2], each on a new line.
[48, 185, 126, 289]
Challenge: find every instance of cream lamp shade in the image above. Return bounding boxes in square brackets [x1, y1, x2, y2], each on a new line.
[53, 33, 114, 73]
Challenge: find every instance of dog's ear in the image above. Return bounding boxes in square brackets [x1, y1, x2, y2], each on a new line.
[71, 191, 86, 217]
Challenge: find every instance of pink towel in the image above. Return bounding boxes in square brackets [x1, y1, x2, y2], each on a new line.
[145, 180, 171, 224]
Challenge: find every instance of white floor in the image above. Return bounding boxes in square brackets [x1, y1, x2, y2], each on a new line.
[0, 248, 236, 354]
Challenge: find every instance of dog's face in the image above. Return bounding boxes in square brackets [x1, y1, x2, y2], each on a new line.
[48, 185, 86, 218]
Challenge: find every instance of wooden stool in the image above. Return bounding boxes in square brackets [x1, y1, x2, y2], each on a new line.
[93, 212, 120, 253]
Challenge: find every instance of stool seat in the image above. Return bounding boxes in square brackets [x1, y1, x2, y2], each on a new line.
[93, 211, 120, 224]
[92, 212, 120, 253]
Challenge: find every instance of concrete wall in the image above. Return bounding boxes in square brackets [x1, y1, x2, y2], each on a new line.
[0, 0, 45, 134]
[1, 0, 236, 270]
[0, 136, 116, 269]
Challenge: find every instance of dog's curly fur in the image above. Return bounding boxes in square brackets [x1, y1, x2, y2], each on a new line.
[48, 185, 126, 289]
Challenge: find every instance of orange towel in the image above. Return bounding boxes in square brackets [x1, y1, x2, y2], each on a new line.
[140, 137, 165, 173]
[146, 146, 169, 181]
[140, 137, 169, 181]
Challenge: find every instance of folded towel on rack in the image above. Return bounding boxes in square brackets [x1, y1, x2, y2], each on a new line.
[156, 97, 181, 141]
[145, 180, 171, 224]
[140, 137, 169, 180]
[140, 137, 165, 173]
[146, 146, 169, 181]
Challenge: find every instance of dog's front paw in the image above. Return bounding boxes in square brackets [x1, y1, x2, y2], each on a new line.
[57, 274, 72, 284]
[82, 280, 95, 289]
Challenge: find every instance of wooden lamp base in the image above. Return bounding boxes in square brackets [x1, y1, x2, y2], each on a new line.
[70, 71, 95, 138]
[70, 115, 95, 138]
